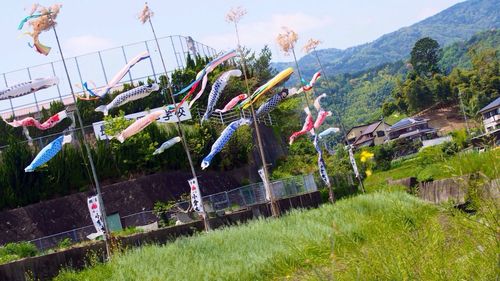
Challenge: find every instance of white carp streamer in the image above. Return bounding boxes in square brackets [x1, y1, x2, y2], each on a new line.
[0, 77, 58, 101]
[95, 84, 159, 116]
[153, 136, 182, 155]
[201, 69, 242, 122]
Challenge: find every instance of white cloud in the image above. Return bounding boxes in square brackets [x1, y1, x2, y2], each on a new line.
[63, 35, 115, 57]
[201, 12, 332, 58]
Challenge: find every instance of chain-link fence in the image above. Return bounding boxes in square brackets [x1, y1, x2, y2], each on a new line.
[0, 35, 216, 120]
[27, 174, 316, 250]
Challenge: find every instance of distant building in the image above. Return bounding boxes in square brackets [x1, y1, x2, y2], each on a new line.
[478, 97, 500, 133]
[386, 117, 437, 141]
[345, 120, 390, 149]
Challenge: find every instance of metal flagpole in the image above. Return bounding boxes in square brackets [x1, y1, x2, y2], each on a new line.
[51, 22, 111, 258]
[146, 9, 211, 230]
[227, 8, 279, 217]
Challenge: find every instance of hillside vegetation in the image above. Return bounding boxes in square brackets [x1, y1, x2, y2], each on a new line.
[55, 191, 498, 280]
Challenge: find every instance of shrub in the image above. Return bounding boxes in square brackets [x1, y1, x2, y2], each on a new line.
[57, 238, 73, 249]
[0, 242, 38, 263]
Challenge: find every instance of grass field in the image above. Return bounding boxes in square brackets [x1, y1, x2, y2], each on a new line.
[364, 148, 499, 192]
[55, 191, 498, 281]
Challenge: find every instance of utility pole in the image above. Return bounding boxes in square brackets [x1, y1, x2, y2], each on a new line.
[458, 90, 471, 136]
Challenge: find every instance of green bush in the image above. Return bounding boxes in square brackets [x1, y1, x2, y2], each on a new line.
[57, 238, 73, 249]
[0, 242, 38, 264]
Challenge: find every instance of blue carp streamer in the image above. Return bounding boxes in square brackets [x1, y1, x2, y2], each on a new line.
[201, 118, 251, 170]
[25, 135, 72, 172]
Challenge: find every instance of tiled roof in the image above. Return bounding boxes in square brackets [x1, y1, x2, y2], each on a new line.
[361, 121, 382, 135]
[478, 97, 500, 114]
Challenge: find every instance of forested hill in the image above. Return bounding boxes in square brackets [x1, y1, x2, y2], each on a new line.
[314, 30, 500, 128]
[275, 0, 500, 78]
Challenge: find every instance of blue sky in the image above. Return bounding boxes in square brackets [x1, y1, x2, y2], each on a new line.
[1, 0, 463, 73]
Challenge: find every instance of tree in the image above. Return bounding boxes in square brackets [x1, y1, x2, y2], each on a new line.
[410, 37, 441, 77]
[403, 76, 434, 113]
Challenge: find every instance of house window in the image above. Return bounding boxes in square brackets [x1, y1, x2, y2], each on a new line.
[376, 131, 385, 137]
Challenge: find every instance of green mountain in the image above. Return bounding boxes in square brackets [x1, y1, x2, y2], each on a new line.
[316, 30, 500, 128]
[277, 0, 500, 78]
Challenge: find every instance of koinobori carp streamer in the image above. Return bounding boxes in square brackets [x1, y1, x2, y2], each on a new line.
[95, 83, 159, 115]
[201, 69, 242, 122]
[215, 94, 248, 113]
[313, 135, 331, 187]
[25, 134, 72, 172]
[302, 71, 321, 92]
[318, 127, 340, 139]
[201, 118, 251, 170]
[84, 51, 150, 98]
[153, 136, 182, 155]
[254, 88, 299, 120]
[113, 110, 165, 143]
[174, 50, 237, 110]
[7, 110, 68, 130]
[238, 67, 294, 110]
[0, 77, 59, 101]
[289, 107, 315, 145]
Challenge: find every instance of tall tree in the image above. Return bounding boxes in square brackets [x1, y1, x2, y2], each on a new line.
[410, 37, 441, 77]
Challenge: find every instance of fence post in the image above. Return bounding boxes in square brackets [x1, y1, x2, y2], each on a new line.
[51, 62, 63, 102]
[225, 191, 230, 209]
[98, 51, 108, 84]
[121, 46, 134, 84]
[26, 68, 41, 116]
[144, 41, 158, 82]
[169, 36, 182, 69]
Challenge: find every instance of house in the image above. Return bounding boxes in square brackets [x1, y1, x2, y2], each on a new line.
[472, 97, 500, 146]
[478, 97, 500, 133]
[386, 117, 437, 141]
[345, 120, 390, 148]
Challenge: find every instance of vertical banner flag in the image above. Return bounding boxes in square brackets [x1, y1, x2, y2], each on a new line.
[258, 168, 271, 200]
[87, 196, 105, 235]
[348, 146, 360, 178]
[189, 178, 204, 214]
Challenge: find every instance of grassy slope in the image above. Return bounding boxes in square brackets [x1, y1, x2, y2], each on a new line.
[55, 192, 497, 281]
[364, 148, 500, 191]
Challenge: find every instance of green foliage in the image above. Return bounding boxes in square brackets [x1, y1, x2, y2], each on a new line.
[55, 192, 498, 280]
[113, 227, 144, 237]
[373, 144, 394, 171]
[410, 37, 441, 76]
[0, 242, 38, 264]
[57, 238, 73, 249]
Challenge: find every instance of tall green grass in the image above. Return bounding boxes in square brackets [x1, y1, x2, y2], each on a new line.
[365, 148, 499, 191]
[55, 192, 497, 280]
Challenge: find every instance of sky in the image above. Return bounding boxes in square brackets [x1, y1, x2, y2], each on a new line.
[1, 0, 464, 73]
